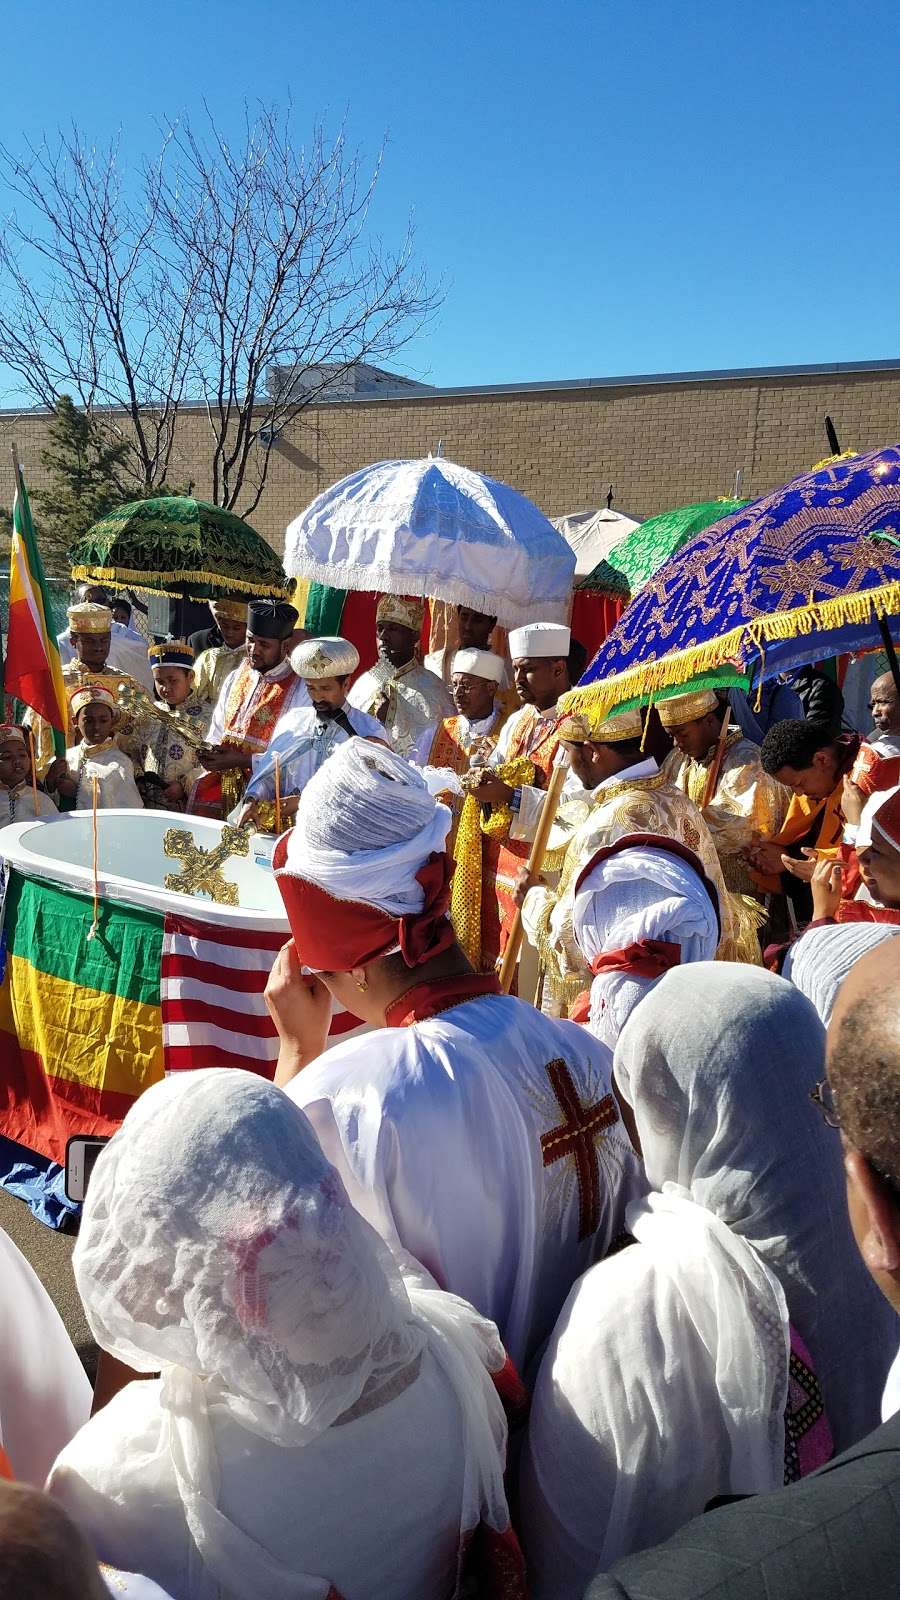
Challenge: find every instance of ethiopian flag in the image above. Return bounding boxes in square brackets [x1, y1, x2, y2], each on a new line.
[6, 456, 67, 754]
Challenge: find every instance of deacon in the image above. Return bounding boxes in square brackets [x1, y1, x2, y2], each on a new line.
[140, 641, 208, 811]
[194, 598, 306, 817]
[267, 738, 644, 1370]
[658, 689, 789, 896]
[0, 725, 57, 821]
[748, 719, 861, 917]
[56, 584, 154, 693]
[28, 602, 147, 777]
[466, 622, 572, 953]
[239, 636, 385, 824]
[191, 599, 249, 706]
[411, 648, 509, 974]
[518, 707, 741, 1016]
[347, 595, 452, 755]
[47, 686, 143, 810]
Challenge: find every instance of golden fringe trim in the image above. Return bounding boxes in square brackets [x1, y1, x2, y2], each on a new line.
[561, 580, 900, 719]
[71, 564, 288, 600]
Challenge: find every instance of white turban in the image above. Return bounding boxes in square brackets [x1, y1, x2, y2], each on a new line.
[508, 622, 570, 661]
[284, 737, 451, 916]
[784, 921, 900, 1025]
[451, 648, 505, 685]
[572, 846, 720, 1050]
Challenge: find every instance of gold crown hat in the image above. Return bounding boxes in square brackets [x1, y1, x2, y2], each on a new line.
[290, 635, 360, 680]
[209, 597, 248, 622]
[558, 706, 643, 744]
[376, 594, 425, 632]
[149, 640, 196, 669]
[656, 689, 720, 729]
[67, 602, 113, 634]
[69, 684, 117, 718]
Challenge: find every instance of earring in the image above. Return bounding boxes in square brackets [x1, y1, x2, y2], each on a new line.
[354, 973, 368, 993]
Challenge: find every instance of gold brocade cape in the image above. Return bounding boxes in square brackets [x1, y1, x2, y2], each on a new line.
[527, 770, 759, 1016]
[27, 661, 148, 776]
[661, 730, 790, 896]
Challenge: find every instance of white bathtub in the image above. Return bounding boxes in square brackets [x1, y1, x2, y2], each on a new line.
[0, 810, 289, 933]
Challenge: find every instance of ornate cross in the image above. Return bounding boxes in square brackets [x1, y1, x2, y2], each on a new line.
[117, 682, 206, 749]
[162, 824, 250, 905]
[540, 1059, 618, 1240]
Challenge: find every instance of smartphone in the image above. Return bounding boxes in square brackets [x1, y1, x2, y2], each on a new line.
[65, 1135, 111, 1203]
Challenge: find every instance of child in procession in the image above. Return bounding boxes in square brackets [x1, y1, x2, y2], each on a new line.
[139, 641, 207, 811]
[47, 687, 143, 810]
[0, 724, 57, 823]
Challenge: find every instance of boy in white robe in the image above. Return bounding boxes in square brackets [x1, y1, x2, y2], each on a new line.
[0, 724, 57, 823]
[49, 687, 143, 810]
[268, 738, 644, 1370]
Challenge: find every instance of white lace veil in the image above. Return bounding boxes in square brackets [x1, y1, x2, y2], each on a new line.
[74, 1071, 513, 1599]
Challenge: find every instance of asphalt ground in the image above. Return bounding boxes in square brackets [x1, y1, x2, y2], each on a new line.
[0, 1186, 98, 1383]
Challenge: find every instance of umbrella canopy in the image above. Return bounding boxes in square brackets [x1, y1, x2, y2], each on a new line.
[283, 456, 576, 629]
[567, 445, 900, 718]
[600, 497, 750, 597]
[70, 497, 287, 601]
[552, 506, 642, 581]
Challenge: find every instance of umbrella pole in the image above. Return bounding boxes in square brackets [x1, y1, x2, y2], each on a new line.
[876, 613, 900, 698]
[499, 762, 567, 994]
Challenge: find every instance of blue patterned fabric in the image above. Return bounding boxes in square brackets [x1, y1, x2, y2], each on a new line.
[577, 447, 900, 705]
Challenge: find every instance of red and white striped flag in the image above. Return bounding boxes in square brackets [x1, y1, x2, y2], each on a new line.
[161, 913, 365, 1076]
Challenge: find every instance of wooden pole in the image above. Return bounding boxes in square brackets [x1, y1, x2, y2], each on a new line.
[701, 706, 732, 809]
[499, 761, 567, 994]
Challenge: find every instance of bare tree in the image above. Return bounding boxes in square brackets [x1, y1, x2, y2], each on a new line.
[0, 106, 438, 514]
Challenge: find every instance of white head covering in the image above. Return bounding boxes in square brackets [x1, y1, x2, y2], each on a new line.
[290, 636, 359, 680]
[283, 737, 451, 916]
[616, 963, 896, 1452]
[784, 922, 900, 1024]
[857, 780, 900, 851]
[572, 846, 719, 1049]
[451, 648, 505, 685]
[507, 622, 570, 660]
[74, 1070, 513, 1600]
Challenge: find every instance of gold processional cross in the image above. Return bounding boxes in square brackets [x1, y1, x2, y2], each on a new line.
[162, 825, 250, 906]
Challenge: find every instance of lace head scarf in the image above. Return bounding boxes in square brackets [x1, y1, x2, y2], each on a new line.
[784, 922, 900, 1024]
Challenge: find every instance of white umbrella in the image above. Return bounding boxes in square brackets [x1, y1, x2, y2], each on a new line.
[283, 455, 576, 629]
[552, 506, 643, 580]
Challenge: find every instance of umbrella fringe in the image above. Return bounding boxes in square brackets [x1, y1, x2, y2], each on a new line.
[283, 560, 570, 629]
[561, 578, 900, 718]
[71, 565, 288, 600]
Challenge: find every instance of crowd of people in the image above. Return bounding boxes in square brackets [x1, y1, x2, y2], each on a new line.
[1, 577, 899, 1598]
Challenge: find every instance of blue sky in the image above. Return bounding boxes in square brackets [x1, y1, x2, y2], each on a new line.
[1, 0, 898, 390]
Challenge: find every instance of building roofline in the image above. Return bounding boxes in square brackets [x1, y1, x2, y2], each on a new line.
[0, 357, 897, 418]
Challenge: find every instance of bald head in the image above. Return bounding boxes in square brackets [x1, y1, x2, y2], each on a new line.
[828, 940, 900, 1186]
[869, 671, 900, 738]
[0, 1481, 107, 1599]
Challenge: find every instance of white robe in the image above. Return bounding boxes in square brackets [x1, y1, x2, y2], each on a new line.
[410, 709, 501, 779]
[288, 992, 644, 1369]
[0, 782, 58, 823]
[67, 741, 143, 808]
[246, 702, 387, 801]
[347, 659, 453, 756]
[0, 1226, 91, 1485]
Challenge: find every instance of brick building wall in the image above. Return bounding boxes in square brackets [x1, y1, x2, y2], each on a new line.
[1, 361, 899, 560]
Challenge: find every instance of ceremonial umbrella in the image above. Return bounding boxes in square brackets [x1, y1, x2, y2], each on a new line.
[598, 497, 751, 597]
[565, 445, 900, 719]
[552, 505, 642, 582]
[69, 496, 287, 601]
[283, 456, 576, 629]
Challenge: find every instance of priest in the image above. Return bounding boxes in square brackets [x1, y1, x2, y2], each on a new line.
[346, 595, 452, 755]
[519, 707, 743, 1015]
[466, 622, 573, 955]
[411, 648, 510, 973]
[238, 635, 386, 824]
[267, 738, 644, 1370]
[193, 598, 306, 817]
[191, 598, 248, 706]
[658, 689, 789, 897]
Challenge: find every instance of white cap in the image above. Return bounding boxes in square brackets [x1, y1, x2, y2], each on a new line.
[290, 635, 360, 680]
[507, 622, 571, 661]
[451, 648, 505, 685]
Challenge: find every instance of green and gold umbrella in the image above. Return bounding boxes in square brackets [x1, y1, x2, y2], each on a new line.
[70, 496, 287, 601]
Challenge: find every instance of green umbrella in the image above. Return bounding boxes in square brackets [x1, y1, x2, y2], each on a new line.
[69, 496, 287, 601]
[580, 497, 750, 598]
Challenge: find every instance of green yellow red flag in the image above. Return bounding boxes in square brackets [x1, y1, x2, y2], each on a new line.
[5, 450, 67, 754]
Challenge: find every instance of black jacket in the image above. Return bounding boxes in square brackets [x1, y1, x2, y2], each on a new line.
[584, 1408, 900, 1600]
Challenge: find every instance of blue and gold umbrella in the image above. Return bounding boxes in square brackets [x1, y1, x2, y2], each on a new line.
[567, 445, 900, 717]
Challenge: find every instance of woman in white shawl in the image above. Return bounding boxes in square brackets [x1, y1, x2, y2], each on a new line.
[48, 1070, 524, 1600]
[519, 964, 898, 1593]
